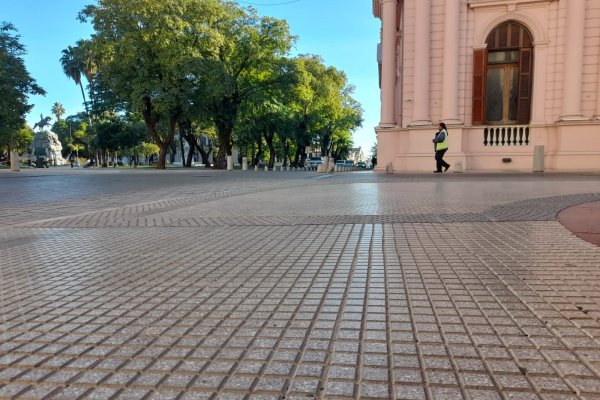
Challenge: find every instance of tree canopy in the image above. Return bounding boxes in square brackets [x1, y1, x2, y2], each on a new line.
[0, 22, 45, 151]
[60, 0, 362, 169]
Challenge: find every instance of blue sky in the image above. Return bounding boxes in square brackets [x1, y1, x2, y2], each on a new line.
[3, 0, 381, 154]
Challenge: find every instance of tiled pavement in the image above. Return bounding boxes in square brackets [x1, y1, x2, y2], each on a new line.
[1, 168, 600, 400]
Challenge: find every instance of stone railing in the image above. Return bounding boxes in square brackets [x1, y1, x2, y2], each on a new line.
[483, 125, 530, 146]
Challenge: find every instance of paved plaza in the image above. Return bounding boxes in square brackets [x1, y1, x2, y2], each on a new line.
[1, 168, 600, 400]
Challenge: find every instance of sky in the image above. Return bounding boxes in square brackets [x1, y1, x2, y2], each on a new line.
[3, 0, 381, 155]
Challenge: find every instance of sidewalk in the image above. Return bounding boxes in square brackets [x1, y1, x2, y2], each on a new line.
[1, 170, 600, 400]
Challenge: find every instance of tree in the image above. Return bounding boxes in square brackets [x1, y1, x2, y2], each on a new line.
[178, 118, 216, 168]
[51, 102, 65, 121]
[308, 65, 362, 158]
[290, 55, 362, 165]
[0, 22, 45, 156]
[72, 122, 89, 157]
[137, 142, 160, 165]
[60, 45, 91, 124]
[238, 87, 293, 169]
[192, 8, 296, 169]
[9, 125, 34, 154]
[79, 0, 228, 169]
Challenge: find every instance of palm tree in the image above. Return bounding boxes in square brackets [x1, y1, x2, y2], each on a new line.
[60, 46, 91, 124]
[51, 102, 65, 121]
[76, 40, 97, 86]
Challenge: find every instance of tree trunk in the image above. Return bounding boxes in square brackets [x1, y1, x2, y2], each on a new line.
[169, 141, 176, 164]
[141, 97, 178, 170]
[156, 117, 177, 169]
[213, 96, 239, 169]
[186, 145, 195, 167]
[264, 131, 275, 169]
[178, 121, 195, 167]
[320, 131, 332, 157]
[253, 140, 262, 166]
[79, 82, 92, 126]
[179, 129, 186, 167]
[282, 139, 289, 167]
[215, 123, 233, 170]
[158, 146, 168, 169]
[294, 146, 302, 167]
[197, 141, 212, 167]
[295, 140, 308, 168]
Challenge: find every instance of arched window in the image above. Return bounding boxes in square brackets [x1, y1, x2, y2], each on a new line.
[473, 21, 533, 125]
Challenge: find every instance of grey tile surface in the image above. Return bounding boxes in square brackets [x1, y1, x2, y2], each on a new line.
[1, 169, 600, 399]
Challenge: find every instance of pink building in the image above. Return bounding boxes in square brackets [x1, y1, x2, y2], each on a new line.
[373, 0, 600, 172]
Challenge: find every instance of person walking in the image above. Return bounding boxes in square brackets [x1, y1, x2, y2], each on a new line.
[432, 122, 450, 173]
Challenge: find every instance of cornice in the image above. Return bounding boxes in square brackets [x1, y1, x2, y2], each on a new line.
[468, 0, 557, 9]
[373, 0, 381, 18]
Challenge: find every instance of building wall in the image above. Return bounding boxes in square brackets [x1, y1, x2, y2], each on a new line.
[581, 0, 600, 118]
[546, 1, 561, 123]
[376, 0, 600, 172]
[400, 1, 415, 127]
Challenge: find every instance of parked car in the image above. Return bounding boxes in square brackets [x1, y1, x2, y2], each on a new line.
[305, 157, 323, 167]
[344, 160, 354, 167]
[357, 161, 367, 169]
[335, 160, 346, 167]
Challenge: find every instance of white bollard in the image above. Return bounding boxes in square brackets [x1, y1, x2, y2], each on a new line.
[254, 165, 258, 171]
[287, 166, 290, 172]
[242, 157, 248, 171]
[264, 165, 269, 172]
[227, 155, 233, 171]
[533, 145, 544, 172]
[454, 161, 463, 173]
[10, 150, 19, 172]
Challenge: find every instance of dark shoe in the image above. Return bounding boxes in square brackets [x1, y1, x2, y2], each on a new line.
[444, 165, 450, 172]
[434, 170, 442, 173]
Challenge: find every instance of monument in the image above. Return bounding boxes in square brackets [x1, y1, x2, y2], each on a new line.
[29, 115, 66, 166]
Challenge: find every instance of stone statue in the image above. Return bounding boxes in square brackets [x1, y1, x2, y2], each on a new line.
[29, 131, 66, 166]
[33, 114, 52, 132]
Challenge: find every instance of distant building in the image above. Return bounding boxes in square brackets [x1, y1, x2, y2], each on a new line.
[373, 0, 600, 172]
[348, 147, 365, 163]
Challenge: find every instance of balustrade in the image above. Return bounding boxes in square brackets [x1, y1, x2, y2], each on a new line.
[483, 126, 530, 146]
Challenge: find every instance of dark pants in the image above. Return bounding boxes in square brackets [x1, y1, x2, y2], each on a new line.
[435, 148, 450, 172]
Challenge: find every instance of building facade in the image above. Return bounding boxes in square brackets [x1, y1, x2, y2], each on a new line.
[373, 0, 600, 172]
[349, 147, 365, 163]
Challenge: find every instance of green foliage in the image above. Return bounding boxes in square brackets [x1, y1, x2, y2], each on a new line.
[60, 44, 92, 123]
[306, 62, 362, 157]
[70, 2, 361, 169]
[78, 0, 234, 168]
[0, 22, 45, 150]
[12, 125, 34, 153]
[190, 6, 296, 167]
[51, 102, 65, 121]
[136, 142, 160, 163]
[52, 119, 70, 145]
[94, 119, 148, 152]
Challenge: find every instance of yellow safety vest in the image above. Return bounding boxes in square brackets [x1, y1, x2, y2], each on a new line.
[436, 129, 448, 151]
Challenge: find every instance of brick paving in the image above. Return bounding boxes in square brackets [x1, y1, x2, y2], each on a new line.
[1, 168, 600, 400]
